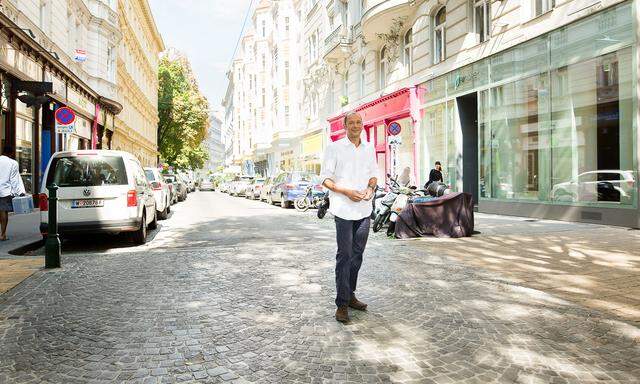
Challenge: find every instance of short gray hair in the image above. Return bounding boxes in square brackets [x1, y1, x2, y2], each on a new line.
[343, 110, 362, 126]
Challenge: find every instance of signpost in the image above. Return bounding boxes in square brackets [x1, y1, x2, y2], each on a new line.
[387, 121, 402, 136]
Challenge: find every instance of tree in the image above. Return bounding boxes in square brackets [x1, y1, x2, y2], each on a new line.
[157, 51, 210, 170]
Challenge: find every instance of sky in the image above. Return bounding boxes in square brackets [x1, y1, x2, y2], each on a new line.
[148, 0, 253, 112]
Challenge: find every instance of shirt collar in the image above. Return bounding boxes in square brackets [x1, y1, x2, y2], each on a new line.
[342, 137, 367, 148]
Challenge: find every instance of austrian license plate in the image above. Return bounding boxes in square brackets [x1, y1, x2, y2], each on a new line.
[71, 199, 104, 208]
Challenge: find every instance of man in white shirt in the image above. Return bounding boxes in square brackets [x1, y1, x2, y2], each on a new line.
[320, 111, 378, 323]
[0, 146, 26, 241]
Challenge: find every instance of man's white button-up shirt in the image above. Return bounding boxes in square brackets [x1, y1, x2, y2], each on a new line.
[319, 137, 378, 221]
[0, 155, 25, 198]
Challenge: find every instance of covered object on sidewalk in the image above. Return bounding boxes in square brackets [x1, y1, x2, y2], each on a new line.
[394, 192, 474, 239]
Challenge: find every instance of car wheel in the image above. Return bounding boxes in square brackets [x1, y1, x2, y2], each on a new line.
[149, 209, 158, 230]
[159, 203, 168, 220]
[132, 212, 147, 245]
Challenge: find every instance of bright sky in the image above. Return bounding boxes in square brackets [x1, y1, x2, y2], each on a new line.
[148, 0, 253, 110]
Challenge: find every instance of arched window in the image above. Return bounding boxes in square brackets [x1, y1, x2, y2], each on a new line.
[403, 29, 413, 75]
[360, 59, 366, 96]
[379, 46, 387, 89]
[434, 7, 446, 64]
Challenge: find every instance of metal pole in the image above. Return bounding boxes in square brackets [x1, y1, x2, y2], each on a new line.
[45, 184, 61, 268]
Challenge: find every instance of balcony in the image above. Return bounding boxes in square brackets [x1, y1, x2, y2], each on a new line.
[323, 25, 353, 63]
[361, 0, 420, 41]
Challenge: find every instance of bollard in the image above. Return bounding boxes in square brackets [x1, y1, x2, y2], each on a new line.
[45, 184, 61, 268]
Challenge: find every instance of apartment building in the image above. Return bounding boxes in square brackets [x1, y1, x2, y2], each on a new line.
[0, 0, 123, 195]
[225, 0, 639, 227]
[112, 0, 164, 166]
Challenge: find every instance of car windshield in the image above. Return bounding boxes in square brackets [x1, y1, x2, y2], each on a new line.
[290, 172, 312, 182]
[144, 170, 157, 181]
[46, 155, 128, 187]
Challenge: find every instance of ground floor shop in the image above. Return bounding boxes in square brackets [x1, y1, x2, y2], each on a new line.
[329, 1, 638, 227]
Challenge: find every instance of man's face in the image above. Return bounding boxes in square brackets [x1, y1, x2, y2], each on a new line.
[436, 163, 441, 171]
[345, 113, 363, 139]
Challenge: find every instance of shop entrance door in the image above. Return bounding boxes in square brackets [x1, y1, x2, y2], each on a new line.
[457, 92, 479, 204]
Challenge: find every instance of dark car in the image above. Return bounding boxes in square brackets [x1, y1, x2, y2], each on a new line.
[268, 171, 317, 208]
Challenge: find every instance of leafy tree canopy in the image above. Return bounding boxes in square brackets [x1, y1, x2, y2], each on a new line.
[158, 51, 210, 170]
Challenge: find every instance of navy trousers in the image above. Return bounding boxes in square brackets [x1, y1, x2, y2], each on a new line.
[334, 216, 370, 307]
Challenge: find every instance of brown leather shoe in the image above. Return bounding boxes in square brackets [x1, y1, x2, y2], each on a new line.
[349, 295, 368, 311]
[335, 306, 350, 323]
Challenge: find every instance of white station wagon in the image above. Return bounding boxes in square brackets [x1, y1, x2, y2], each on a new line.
[39, 150, 157, 244]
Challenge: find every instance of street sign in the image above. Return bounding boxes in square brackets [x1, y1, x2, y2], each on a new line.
[74, 49, 87, 62]
[55, 107, 76, 134]
[387, 121, 402, 136]
[55, 107, 76, 125]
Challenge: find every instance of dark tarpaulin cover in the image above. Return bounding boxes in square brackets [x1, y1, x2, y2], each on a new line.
[394, 192, 474, 239]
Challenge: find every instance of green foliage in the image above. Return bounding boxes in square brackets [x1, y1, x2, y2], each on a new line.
[157, 52, 210, 170]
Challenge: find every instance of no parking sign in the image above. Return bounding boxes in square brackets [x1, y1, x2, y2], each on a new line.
[55, 106, 76, 134]
[387, 121, 402, 136]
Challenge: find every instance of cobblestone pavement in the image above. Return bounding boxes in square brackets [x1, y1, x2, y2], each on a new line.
[0, 192, 639, 383]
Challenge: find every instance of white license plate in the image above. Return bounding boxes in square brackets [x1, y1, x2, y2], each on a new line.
[71, 199, 104, 208]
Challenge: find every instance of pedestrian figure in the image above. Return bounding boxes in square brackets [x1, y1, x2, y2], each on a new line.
[320, 111, 378, 323]
[398, 166, 411, 187]
[0, 146, 26, 241]
[424, 161, 444, 189]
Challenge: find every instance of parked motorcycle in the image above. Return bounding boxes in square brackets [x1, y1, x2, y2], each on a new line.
[294, 185, 326, 212]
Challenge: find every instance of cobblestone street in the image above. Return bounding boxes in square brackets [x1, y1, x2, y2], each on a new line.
[0, 192, 639, 383]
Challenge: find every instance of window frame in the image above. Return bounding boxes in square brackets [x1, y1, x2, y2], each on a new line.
[473, 0, 491, 43]
[433, 7, 446, 64]
[379, 46, 387, 89]
[360, 59, 366, 97]
[403, 29, 413, 76]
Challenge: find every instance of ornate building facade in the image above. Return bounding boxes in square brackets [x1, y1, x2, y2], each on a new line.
[112, 0, 164, 166]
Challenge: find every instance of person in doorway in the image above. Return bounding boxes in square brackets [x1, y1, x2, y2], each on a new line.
[424, 161, 444, 189]
[320, 111, 378, 323]
[0, 146, 26, 241]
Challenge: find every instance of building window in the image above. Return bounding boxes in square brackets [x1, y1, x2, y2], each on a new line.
[285, 17, 290, 32]
[534, 0, 555, 17]
[262, 54, 266, 69]
[473, 0, 491, 43]
[433, 7, 446, 64]
[262, 88, 265, 107]
[343, 70, 349, 97]
[404, 29, 413, 76]
[106, 46, 116, 82]
[360, 59, 366, 96]
[262, 20, 266, 37]
[39, 0, 49, 33]
[379, 47, 386, 89]
[284, 61, 289, 84]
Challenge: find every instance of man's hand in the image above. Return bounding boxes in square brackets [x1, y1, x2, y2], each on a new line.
[361, 187, 374, 201]
[345, 189, 365, 202]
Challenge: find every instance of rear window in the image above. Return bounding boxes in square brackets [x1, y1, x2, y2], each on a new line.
[46, 155, 128, 187]
[144, 170, 157, 181]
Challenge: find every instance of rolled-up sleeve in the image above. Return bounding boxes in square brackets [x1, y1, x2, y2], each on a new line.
[367, 145, 378, 181]
[319, 143, 336, 184]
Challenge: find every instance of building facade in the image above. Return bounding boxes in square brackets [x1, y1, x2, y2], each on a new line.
[112, 0, 164, 166]
[204, 110, 225, 171]
[226, 0, 640, 227]
[0, 0, 123, 196]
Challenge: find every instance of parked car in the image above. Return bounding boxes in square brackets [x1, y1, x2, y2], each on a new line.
[245, 178, 265, 200]
[200, 178, 215, 191]
[260, 177, 274, 201]
[551, 170, 636, 203]
[230, 175, 253, 197]
[164, 174, 188, 202]
[163, 175, 179, 204]
[268, 171, 317, 208]
[144, 167, 171, 220]
[39, 150, 157, 244]
[180, 172, 196, 192]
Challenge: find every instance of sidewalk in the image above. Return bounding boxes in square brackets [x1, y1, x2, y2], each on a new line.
[400, 213, 640, 325]
[0, 211, 43, 294]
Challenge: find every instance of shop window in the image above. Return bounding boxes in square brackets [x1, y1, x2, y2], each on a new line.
[550, 48, 635, 205]
[473, 0, 490, 43]
[433, 7, 446, 64]
[379, 47, 386, 89]
[403, 29, 413, 76]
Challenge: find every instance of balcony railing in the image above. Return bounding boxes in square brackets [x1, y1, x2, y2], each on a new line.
[324, 25, 352, 58]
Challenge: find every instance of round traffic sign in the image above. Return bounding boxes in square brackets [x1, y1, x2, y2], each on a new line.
[55, 107, 76, 125]
[387, 121, 402, 136]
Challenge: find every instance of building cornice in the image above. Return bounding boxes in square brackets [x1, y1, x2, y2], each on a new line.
[137, 0, 165, 52]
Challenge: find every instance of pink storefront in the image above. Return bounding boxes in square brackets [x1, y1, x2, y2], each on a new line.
[327, 87, 421, 184]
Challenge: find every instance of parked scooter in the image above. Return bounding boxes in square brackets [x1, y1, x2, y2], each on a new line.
[372, 174, 408, 232]
[294, 185, 326, 212]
